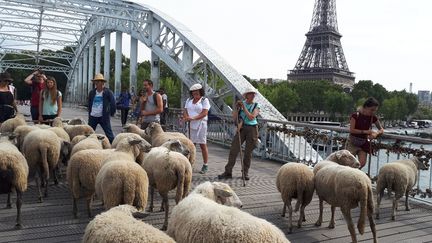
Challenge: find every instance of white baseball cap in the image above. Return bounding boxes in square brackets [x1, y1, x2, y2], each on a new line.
[242, 87, 257, 96]
[190, 83, 203, 91]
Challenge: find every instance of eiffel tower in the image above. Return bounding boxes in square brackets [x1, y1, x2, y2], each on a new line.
[288, 0, 355, 89]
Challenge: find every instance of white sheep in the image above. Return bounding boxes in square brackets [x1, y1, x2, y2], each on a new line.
[314, 162, 377, 243]
[51, 117, 64, 127]
[67, 137, 151, 218]
[63, 124, 95, 140]
[313, 149, 361, 175]
[0, 134, 29, 228]
[276, 163, 314, 233]
[67, 117, 86, 125]
[141, 145, 192, 230]
[167, 181, 290, 243]
[95, 159, 149, 211]
[13, 125, 40, 151]
[111, 132, 145, 164]
[146, 122, 196, 167]
[22, 129, 70, 202]
[122, 123, 152, 143]
[48, 127, 71, 142]
[0, 114, 26, 133]
[70, 134, 110, 156]
[376, 157, 429, 220]
[83, 205, 175, 243]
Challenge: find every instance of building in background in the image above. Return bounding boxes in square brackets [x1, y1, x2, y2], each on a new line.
[417, 90, 431, 105]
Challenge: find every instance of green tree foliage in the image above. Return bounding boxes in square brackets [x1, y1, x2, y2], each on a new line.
[412, 106, 432, 120]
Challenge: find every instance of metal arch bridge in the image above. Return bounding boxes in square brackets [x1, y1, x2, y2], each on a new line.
[0, 0, 320, 160]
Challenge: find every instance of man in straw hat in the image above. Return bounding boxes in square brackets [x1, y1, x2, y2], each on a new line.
[218, 87, 260, 180]
[88, 73, 116, 143]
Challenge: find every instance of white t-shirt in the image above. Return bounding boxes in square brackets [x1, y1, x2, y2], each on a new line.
[162, 94, 168, 108]
[185, 97, 210, 129]
[90, 90, 103, 117]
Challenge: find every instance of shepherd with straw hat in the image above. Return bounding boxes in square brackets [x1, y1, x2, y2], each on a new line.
[87, 73, 116, 143]
[218, 87, 260, 183]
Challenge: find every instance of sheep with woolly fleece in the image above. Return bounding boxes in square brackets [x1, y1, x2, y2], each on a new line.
[276, 163, 314, 233]
[47, 127, 71, 142]
[111, 132, 145, 164]
[67, 117, 86, 125]
[22, 129, 70, 202]
[122, 123, 152, 143]
[141, 145, 192, 230]
[0, 114, 26, 133]
[83, 204, 175, 243]
[0, 134, 29, 228]
[63, 124, 94, 140]
[313, 149, 361, 175]
[376, 157, 429, 220]
[314, 162, 377, 243]
[51, 117, 64, 127]
[67, 137, 151, 218]
[146, 122, 196, 167]
[95, 157, 149, 211]
[13, 125, 40, 151]
[70, 134, 110, 156]
[167, 181, 289, 243]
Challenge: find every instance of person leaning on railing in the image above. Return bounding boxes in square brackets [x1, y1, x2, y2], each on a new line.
[347, 97, 384, 169]
[218, 87, 261, 180]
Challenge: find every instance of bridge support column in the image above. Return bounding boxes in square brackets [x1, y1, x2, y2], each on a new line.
[115, 31, 122, 97]
[130, 37, 138, 94]
[88, 40, 95, 93]
[95, 34, 101, 75]
[104, 31, 111, 88]
[78, 57, 83, 104]
[73, 68, 78, 104]
[151, 51, 160, 90]
[180, 43, 193, 108]
[83, 48, 89, 101]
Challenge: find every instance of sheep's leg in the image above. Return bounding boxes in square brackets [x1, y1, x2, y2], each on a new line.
[15, 191, 22, 229]
[288, 201, 293, 233]
[148, 187, 154, 212]
[328, 206, 336, 229]
[159, 201, 165, 212]
[341, 207, 357, 243]
[73, 198, 78, 219]
[298, 204, 306, 228]
[35, 173, 43, 203]
[391, 197, 397, 221]
[376, 191, 383, 219]
[86, 196, 93, 218]
[43, 176, 49, 198]
[161, 194, 169, 231]
[6, 192, 12, 208]
[368, 205, 378, 243]
[314, 198, 323, 227]
[404, 190, 410, 211]
[281, 202, 287, 217]
[52, 168, 59, 185]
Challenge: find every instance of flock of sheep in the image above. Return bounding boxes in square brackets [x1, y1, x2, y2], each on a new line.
[0, 113, 429, 243]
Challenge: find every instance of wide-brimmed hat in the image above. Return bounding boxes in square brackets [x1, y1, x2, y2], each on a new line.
[243, 87, 257, 96]
[190, 83, 203, 91]
[0, 72, 13, 82]
[91, 73, 106, 82]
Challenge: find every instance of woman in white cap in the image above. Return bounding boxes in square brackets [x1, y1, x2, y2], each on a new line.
[183, 83, 211, 174]
[218, 87, 260, 180]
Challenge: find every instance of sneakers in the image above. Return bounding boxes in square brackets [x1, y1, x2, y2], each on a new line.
[244, 174, 250, 181]
[199, 164, 208, 174]
[217, 172, 232, 179]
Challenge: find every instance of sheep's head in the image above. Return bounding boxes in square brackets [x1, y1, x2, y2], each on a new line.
[161, 139, 190, 157]
[412, 156, 430, 170]
[60, 140, 72, 165]
[68, 117, 86, 125]
[193, 182, 243, 208]
[145, 122, 162, 136]
[0, 132, 17, 145]
[95, 134, 111, 149]
[128, 137, 152, 153]
[326, 150, 360, 168]
[51, 117, 64, 128]
[108, 205, 149, 219]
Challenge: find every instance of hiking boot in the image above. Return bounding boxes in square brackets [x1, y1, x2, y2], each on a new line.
[199, 164, 208, 174]
[244, 175, 250, 181]
[217, 172, 232, 179]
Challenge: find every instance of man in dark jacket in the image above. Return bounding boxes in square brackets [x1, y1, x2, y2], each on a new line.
[88, 73, 116, 143]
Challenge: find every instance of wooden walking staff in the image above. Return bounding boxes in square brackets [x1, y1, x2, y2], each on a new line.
[236, 103, 246, 187]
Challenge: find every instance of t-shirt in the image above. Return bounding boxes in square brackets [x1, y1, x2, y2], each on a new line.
[42, 90, 62, 115]
[185, 97, 210, 129]
[239, 101, 260, 126]
[162, 94, 168, 108]
[0, 91, 14, 123]
[31, 82, 45, 107]
[350, 112, 378, 139]
[90, 90, 104, 117]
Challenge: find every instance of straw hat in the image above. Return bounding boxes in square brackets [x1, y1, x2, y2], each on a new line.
[91, 73, 106, 82]
[0, 72, 13, 82]
[190, 83, 203, 91]
[243, 87, 257, 96]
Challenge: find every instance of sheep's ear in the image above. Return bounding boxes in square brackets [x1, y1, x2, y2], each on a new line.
[129, 139, 142, 145]
[96, 135, 105, 140]
[85, 134, 91, 137]
[8, 133, 17, 140]
[214, 188, 233, 198]
[132, 211, 150, 219]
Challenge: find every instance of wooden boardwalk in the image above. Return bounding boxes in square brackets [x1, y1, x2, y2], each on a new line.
[1, 105, 432, 243]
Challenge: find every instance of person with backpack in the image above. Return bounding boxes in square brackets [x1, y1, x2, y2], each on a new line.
[38, 76, 62, 122]
[218, 87, 260, 181]
[183, 83, 211, 174]
[140, 79, 163, 130]
[346, 97, 384, 169]
[0, 72, 17, 125]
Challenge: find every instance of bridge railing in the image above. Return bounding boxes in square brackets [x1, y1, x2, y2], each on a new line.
[165, 108, 432, 203]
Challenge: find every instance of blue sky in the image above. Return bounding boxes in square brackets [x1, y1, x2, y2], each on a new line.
[128, 0, 431, 93]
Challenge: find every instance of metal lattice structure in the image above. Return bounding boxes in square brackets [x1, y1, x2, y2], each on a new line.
[0, 0, 320, 160]
[288, 0, 355, 89]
